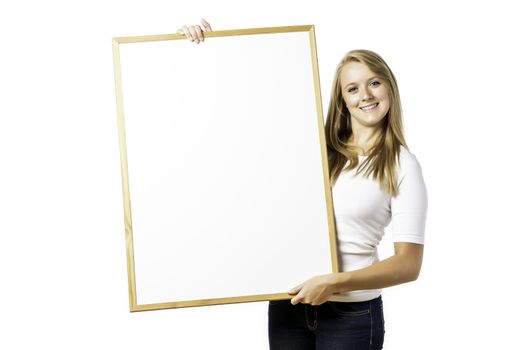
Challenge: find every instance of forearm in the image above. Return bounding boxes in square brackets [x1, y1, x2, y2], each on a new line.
[331, 253, 420, 294]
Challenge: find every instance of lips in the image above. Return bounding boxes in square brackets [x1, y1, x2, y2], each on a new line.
[360, 103, 379, 111]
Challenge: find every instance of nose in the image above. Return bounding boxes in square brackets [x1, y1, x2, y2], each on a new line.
[361, 86, 373, 101]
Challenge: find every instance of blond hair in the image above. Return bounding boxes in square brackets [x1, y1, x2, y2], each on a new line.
[325, 49, 408, 197]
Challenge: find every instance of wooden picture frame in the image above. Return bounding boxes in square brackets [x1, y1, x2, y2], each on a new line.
[112, 25, 342, 312]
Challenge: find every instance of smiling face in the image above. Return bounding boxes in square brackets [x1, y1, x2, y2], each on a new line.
[340, 61, 391, 129]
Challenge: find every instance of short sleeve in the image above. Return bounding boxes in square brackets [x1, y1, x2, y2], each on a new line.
[391, 152, 428, 244]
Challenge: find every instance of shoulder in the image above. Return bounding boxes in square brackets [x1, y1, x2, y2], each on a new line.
[398, 146, 421, 168]
[398, 145, 415, 160]
[397, 146, 424, 183]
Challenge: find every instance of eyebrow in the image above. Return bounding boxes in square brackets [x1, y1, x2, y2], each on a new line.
[344, 76, 380, 89]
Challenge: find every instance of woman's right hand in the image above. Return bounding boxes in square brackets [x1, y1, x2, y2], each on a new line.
[176, 18, 212, 44]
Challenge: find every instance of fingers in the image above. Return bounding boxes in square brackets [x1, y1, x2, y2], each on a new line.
[177, 19, 212, 44]
[201, 18, 212, 32]
[188, 25, 200, 43]
[177, 25, 193, 42]
[291, 295, 320, 306]
[290, 286, 303, 305]
[194, 26, 204, 42]
[291, 293, 307, 305]
[288, 284, 302, 295]
[177, 25, 201, 43]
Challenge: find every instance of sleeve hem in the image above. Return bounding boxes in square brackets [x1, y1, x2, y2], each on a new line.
[392, 236, 425, 245]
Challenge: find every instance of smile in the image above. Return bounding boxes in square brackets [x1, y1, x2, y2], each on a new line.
[360, 103, 379, 111]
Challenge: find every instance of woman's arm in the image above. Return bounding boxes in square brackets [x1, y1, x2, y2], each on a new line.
[331, 242, 424, 294]
[289, 242, 424, 305]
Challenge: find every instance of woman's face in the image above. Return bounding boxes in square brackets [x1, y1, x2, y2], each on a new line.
[340, 61, 390, 129]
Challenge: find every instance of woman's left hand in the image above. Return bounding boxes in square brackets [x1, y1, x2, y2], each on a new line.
[288, 273, 339, 306]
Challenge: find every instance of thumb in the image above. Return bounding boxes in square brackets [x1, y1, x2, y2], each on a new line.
[288, 284, 303, 295]
[201, 18, 212, 32]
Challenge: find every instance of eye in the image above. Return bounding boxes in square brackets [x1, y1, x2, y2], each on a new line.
[371, 80, 381, 87]
[347, 87, 357, 93]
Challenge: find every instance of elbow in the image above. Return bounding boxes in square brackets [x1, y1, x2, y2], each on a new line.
[406, 268, 420, 282]
[405, 260, 423, 282]
[394, 243, 424, 283]
[400, 259, 422, 283]
[393, 264, 420, 284]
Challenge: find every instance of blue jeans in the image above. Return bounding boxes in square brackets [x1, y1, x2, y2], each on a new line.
[268, 295, 384, 349]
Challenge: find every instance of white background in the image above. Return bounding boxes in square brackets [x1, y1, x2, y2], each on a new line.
[0, 0, 523, 349]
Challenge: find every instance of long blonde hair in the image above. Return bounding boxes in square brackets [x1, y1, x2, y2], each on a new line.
[325, 49, 408, 197]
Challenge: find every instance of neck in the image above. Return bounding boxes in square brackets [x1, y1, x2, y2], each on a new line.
[347, 127, 382, 155]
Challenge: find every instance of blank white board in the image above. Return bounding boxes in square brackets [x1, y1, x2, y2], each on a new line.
[112, 25, 341, 312]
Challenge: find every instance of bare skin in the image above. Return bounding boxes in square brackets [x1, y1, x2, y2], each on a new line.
[339, 61, 390, 156]
[289, 242, 424, 305]
[176, 18, 212, 44]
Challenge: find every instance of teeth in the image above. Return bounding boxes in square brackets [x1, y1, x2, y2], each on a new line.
[361, 103, 378, 111]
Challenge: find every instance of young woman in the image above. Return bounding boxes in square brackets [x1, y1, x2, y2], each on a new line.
[177, 19, 428, 350]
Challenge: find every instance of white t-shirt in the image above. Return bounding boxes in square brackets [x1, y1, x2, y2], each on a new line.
[330, 146, 428, 302]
